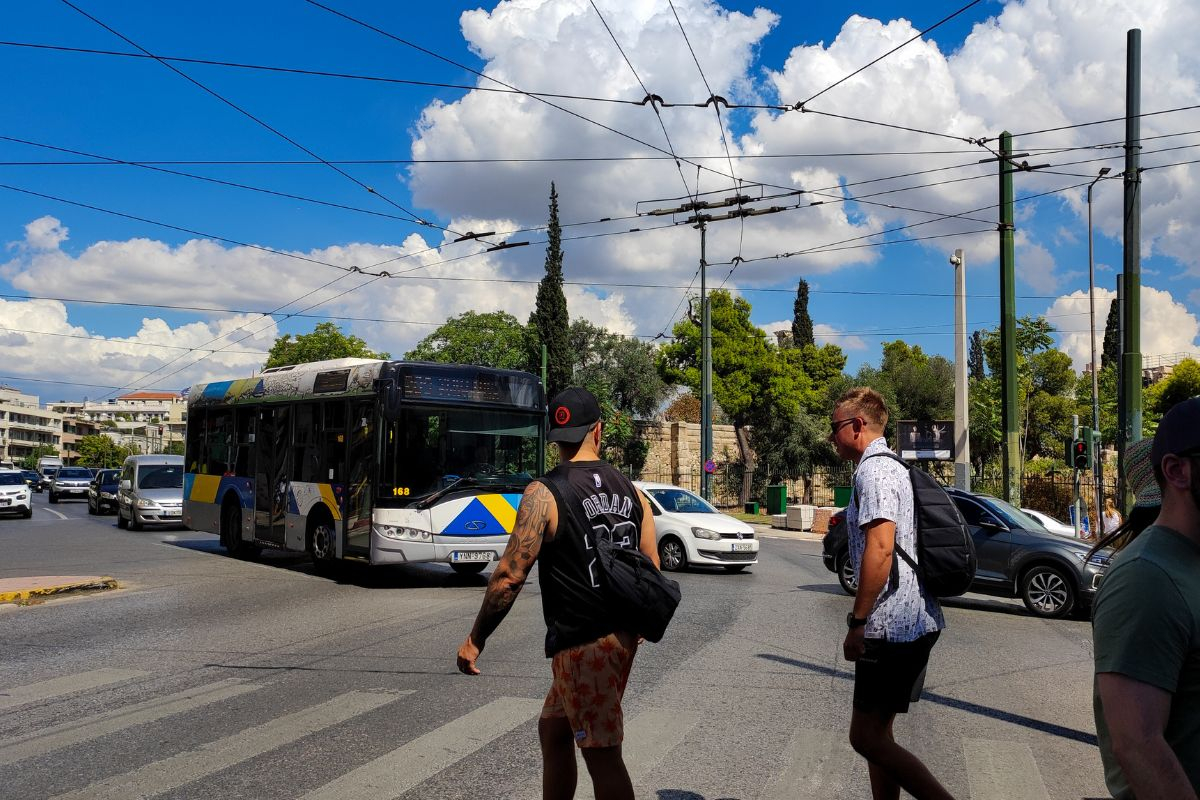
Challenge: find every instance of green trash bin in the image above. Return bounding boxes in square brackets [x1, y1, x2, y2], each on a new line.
[833, 485, 853, 508]
[765, 484, 787, 516]
[744, 501, 759, 515]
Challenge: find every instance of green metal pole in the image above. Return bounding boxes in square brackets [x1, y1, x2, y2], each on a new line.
[539, 343, 548, 475]
[699, 220, 713, 502]
[1120, 29, 1142, 512]
[998, 131, 1021, 506]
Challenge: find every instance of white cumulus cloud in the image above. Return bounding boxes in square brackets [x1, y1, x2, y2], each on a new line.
[1050, 285, 1200, 372]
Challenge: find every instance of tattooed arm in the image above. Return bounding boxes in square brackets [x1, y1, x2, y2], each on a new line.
[456, 480, 556, 675]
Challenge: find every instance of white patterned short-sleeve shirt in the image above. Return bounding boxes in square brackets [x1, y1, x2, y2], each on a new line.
[846, 437, 945, 642]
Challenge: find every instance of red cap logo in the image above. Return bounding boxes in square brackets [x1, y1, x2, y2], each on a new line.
[554, 406, 571, 425]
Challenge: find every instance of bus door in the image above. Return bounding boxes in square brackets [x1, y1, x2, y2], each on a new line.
[344, 399, 374, 555]
[254, 404, 290, 545]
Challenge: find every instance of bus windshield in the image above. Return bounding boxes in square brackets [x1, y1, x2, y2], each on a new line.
[379, 407, 540, 503]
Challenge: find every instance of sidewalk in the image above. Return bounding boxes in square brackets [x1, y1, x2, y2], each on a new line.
[0, 576, 118, 604]
[752, 522, 827, 542]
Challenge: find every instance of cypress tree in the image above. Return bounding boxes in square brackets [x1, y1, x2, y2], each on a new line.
[532, 183, 571, 398]
[791, 279, 814, 347]
[1101, 297, 1121, 371]
[968, 330, 985, 381]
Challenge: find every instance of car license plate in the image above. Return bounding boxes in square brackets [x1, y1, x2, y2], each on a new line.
[163, 509, 181, 516]
[0, 499, 9, 506]
[451, 551, 494, 563]
[731, 542, 754, 552]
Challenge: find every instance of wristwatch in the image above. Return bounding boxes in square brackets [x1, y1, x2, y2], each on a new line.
[846, 613, 868, 630]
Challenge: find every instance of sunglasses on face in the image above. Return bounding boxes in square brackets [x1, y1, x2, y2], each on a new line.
[830, 417, 860, 435]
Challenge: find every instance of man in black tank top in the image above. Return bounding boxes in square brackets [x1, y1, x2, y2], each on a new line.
[457, 387, 659, 800]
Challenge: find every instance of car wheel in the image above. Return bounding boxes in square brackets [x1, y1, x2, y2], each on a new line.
[658, 537, 687, 572]
[837, 551, 859, 596]
[451, 562, 488, 575]
[1020, 565, 1076, 619]
[723, 564, 748, 573]
[128, 510, 143, 531]
[49, 493, 59, 504]
[22, 507, 32, 519]
[116, 508, 128, 529]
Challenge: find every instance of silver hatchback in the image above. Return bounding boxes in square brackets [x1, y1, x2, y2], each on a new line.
[116, 455, 184, 530]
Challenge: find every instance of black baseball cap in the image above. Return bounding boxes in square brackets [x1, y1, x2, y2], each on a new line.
[547, 387, 602, 443]
[1151, 396, 1200, 467]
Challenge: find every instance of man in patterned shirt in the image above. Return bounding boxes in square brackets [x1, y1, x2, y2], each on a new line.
[830, 387, 955, 800]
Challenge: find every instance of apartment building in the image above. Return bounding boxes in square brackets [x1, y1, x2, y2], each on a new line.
[48, 390, 187, 453]
[0, 386, 63, 464]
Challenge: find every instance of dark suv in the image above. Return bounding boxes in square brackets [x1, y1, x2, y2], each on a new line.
[822, 489, 1110, 619]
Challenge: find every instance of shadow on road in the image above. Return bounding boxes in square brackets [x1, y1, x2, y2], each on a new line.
[755, 652, 1097, 746]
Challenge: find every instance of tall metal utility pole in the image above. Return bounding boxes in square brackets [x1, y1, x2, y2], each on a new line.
[1115, 273, 1126, 505]
[1119, 28, 1143, 512]
[698, 219, 712, 502]
[998, 132, 1021, 506]
[951, 248, 970, 491]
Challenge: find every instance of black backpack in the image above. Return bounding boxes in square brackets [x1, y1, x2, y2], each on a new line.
[592, 537, 681, 643]
[860, 452, 977, 597]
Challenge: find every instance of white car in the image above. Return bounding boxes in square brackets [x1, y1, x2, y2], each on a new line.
[0, 470, 33, 518]
[1022, 508, 1079, 538]
[635, 481, 758, 572]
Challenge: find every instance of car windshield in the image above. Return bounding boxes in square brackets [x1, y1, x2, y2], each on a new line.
[981, 495, 1048, 531]
[57, 468, 92, 479]
[137, 464, 184, 489]
[647, 488, 716, 514]
[0, 473, 24, 486]
[97, 470, 119, 483]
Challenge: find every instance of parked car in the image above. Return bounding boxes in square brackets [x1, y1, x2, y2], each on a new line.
[48, 466, 94, 503]
[20, 470, 42, 492]
[87, 468, 121, 515]
[116, 454, 184, 530]
[0, 470, 33, 518]
[822, 489, 1110, 619]
[1021, 508, 1078, 538]
[634, 481, 759, 572]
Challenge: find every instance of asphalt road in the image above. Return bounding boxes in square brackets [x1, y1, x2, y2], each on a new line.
[0, 491, 1110, 799]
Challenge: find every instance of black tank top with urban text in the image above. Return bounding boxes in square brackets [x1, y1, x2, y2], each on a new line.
[536, 459, 644, 657]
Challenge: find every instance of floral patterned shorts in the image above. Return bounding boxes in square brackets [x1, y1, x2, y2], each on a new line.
[541, 631, 638, 749]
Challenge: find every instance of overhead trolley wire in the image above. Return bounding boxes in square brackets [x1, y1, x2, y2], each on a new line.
[0, 324, 270, 355]
[798, 0, 984, 107]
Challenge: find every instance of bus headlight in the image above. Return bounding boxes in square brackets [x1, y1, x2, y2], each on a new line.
[376, 525, 432, 541]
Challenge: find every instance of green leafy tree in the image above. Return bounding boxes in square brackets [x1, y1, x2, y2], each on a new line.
[163, 440, 185, 456]
[19, 443, 60, 470]
[878, 340, 954, 422]
[658, 290, 812, 504]
[406, 311, 528, 369]
[791, 279, 814, 347]
[968, 330, 986, 381]
[1145, 358, 1200, 417]
[75, 435, 133, 468]
[527, 183, 571, 397]
[788, 343, 847, 412]
[1102, 297, 1120, 371]
[265, 322, 388, 369]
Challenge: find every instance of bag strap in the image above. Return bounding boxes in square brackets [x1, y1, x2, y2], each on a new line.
[855, 452, 918, 581]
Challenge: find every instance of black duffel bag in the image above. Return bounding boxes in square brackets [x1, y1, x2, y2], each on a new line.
[593, 535, 681, 642]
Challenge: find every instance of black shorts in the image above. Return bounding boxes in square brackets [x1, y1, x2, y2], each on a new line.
[853, 631, 940, 715]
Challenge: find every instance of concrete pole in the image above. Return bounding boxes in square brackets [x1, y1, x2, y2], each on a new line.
[1088, 173, 1107, 535]
[998, 132, 1021, 506]
[952, 249, 970, 491]
[1119, 28, 1143, 514]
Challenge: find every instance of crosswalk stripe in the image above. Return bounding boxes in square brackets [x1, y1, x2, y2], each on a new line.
[50, 690, 408, 800]
[759, 727, 858, 800]
[574, 708, 704, 800]
[0, 668, 149, 711]
[0, 679, 262, 766]
[301, 696, 544, 800]
[963, 738, 1050, 800]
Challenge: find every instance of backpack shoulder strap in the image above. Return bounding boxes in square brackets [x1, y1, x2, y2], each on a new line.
[857, 452, 919, 575]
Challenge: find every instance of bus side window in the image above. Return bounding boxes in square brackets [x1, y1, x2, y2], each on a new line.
[186, 408, 206, 473]
[292, 404, 319, 483]
[323, 401, 348, 484]
[234, 408, 253, 476]
[206, 408, 233, 475]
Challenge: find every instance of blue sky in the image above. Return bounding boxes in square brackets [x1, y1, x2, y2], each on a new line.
[3, 0, 1199, 401]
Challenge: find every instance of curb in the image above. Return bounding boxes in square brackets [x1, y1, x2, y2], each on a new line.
[0, 577, 119, 604]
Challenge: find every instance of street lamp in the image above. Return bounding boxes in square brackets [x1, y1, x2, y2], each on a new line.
[1088, 166, 1111, 534]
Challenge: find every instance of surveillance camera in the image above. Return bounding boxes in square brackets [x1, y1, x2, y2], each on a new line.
[949, 254, 962, 266]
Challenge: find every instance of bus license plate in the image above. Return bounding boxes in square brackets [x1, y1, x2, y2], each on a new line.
[731, 542, 754, 552]
[452, 551, 495, 563]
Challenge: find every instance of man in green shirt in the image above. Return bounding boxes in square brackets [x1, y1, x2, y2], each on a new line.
[1093, 397, 1200, 799]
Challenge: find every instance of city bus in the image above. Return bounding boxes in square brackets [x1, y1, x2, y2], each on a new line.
[183, 358, 545, 574]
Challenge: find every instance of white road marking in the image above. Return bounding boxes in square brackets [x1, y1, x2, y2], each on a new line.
[301, 696, 543, 800]
[41, 507, 68, 520]
[574, 707, 703, 800]
[51, 690, 407, 800]
[0, 668, 149, 711]
[0, 679, 262, 766]
[963, 738, 1051, 800]
[760, 727, 858, 800]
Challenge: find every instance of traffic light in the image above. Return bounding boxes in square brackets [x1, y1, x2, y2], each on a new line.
[1072, 433, 1092, 470]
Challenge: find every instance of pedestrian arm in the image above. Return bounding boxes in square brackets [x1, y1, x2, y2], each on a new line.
[467, 481, 554, 647]
[638, 493, 660, 569]
[1097, 672, 1198, 799]
[852, 518, 895, 620]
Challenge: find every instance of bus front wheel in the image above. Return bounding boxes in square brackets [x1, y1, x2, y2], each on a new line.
[221, 502, 258, 559]
[308, 516, 338, 576]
